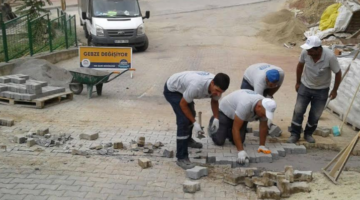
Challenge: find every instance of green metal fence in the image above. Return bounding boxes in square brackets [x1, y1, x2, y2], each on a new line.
[0, 12, 77, 63]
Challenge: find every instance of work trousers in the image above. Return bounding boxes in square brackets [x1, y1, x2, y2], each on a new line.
[290, 84, 329, 137]
[163, 83, 195, 159]
[209, 111, 247, 146]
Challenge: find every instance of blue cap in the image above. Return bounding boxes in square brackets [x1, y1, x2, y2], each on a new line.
[266, 69, 280, 83]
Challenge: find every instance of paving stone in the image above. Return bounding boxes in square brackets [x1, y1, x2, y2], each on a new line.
[290, 182, 311, 194]
[293, 170, 313, 182]
[137, 136, 145, 147]
[143, 148, 153, 153]
[0, 118, 14, 126]
[79, 132, 99, 140]
[252, 177, 273, 187]
[231, 159, 250, 168]
[276, 175, 290, 198]
[256, 186, 280, 200]
[37, 128, 49, 136]
[261, 171, 279, 183]
[253, 130, 259, 137]
[215, 156, 233, 165]
[223, 173, 246, 186]
[281, 143, 297, 154]
[247, 151, 259, 163]
[275, 147, 286, 157]
[153, 142, 163, 148]
[113, 142, 124, 149]
[255, 152, 272, 163]
[268, 124, 282, 137]
[16, 136, 27, 144]
[186, 166, 208, 180]
[246, 127, 253, 133]
[162, 149, 174, 158]
[244, 177, 254, 188]
[138, 158, 152, 169]
[285, 166, 294, 183]
[183, 180, 200, 193]
[269, 148, 279, 160]
[27, 139, 36, 147]
[313, 126, 331, 137]
[293, 145, 307, 154]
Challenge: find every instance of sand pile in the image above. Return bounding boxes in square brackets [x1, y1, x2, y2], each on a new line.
[11, 59, 72, 87]
[259, 9, 307, 44]
[289, 0, 336, 24]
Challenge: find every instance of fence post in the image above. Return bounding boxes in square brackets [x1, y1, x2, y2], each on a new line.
[74, 15, 78, 47]
[47, 14, 53, 52]
[63, 15, 69, 48]
[28, 15, 34, 56]
[1, 14, 9, 62]
[57, 8, 60, 24]
[69, 16, 72, 36]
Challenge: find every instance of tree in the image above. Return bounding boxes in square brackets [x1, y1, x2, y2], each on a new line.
[15, 0, 53, 18]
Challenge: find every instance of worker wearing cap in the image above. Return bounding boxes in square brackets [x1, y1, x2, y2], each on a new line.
[208, 89, 277, 164]
[288, 36, 342, 143]
[164, 71, 230, 169]
[241, 63, 285, 98]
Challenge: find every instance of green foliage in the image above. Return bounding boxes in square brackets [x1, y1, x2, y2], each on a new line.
[15, 0, 53, 19]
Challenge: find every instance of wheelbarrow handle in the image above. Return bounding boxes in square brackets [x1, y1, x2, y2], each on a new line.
[104, 69, 130, 83]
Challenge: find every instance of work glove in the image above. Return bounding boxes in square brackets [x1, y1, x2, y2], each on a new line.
[210, 118, 219, 132]
[258, 145, 271, 154]
[237, 150, 249, 164]
[193, 121, 205, 138]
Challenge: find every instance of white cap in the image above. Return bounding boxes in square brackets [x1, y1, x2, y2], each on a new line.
[262, 98, 277, 120]
[300, 36, 322, 50]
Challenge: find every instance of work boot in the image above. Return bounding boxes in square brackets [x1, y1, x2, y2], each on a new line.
[188, 138, 203, 149]
[176, 158, 195, 170]
[287, 135, 300, 143]
[304, 135, 316, 143]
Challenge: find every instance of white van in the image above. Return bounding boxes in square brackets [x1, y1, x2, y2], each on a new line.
[78, 0, 150, 52]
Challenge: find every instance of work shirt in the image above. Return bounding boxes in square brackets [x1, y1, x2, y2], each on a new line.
[219, 90, 267, 122]
[243, 63, 285, 95]
[300, 48, 341, 89]
[166, 71, 214, 103]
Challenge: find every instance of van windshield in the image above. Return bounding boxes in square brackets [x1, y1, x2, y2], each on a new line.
[92, 0, 140, 17]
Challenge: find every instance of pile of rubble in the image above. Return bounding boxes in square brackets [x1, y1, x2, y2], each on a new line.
[0, 74, 65, 101]
[12, 128, 73, 148]
[223, 166, 312, 199]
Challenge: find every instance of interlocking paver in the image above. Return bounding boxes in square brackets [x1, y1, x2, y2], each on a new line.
[62, 191, 87, 198]
[18, 189, 43, 195]
[85, 192, 108, 200]
[0, 194, 26, 200]
[36, 184, 60, 190]
[40, 190, 65, 197]
[0, 183, 16, 189]
[9, 179, 33, 184]
[79, 186, 102, 193]
[23, 195, 49, 200]
[13, 184, 38, 190]
[99, 188, 122, 195]
[72, 181, 95, 187]
[0, 188, 20, 195]
[0, 179, 13, 184]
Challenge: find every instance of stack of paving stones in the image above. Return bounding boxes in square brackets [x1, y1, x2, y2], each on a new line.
[0, 74, 65, 101]
[223, 166, 312, 199]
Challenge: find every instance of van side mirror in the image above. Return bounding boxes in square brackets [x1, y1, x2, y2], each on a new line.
[143, 11, 150, 19]
[82, 12, 87, 20]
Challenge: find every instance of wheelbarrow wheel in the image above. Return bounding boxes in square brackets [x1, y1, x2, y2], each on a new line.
[69, 83, 84, 95]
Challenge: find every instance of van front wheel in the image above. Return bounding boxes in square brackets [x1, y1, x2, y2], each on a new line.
[136, 36, 149, 52]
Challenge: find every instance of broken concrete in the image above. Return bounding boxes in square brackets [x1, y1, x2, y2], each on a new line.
[252, 176, 273, 187]
[79, 132, 99, 140]
[183, 180, 200, 193]
[244, 177, 254, 188]
[186, 166, 208, 180]
[223, 173, 246, 186]
[277, 175, 291, 198]
[138, 158, 152, 169]
[137, 137, 145, 147]
[27, 138, 36, 147]
[293, 170, 313, 182]
[285, 166, 294, 183]
[290, 182, 311, 194]
[162, 149, 174, 158]
[257, 186, 281, 200]
[113, 142, 124, 149]
[37, 128, 49, 136]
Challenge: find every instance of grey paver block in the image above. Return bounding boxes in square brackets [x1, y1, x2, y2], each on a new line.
[79, 132, 99, 140]
[269, 148, 279, 160]
[290, 182, 311, 194]
[247, 151, 259, 163]
[73, 181, 94, 187]
[18, 189, 43, 195]
[85, 192, 108, 200]
[0, 188, 20, 194]
[293, 145, 307, 154]
[162, 149, 174, 158]
[275, 147, 286, 157]
[24, 195, 49, 200]
[41, 190, 65, 197]
[37, 128, 49, 136]
[186, 166, 208, 180]
[269, 124, 282, 137]
[293, 170, 313, 182]
[14, 184, 38, 190]
[255, 152, 272, 163]
[100, 188, 122, 195]
[253, 130, 259, 137]
[63, 191, 87, 198]
[57, 185, 80, 192]
[1, 194, 27, 200]
[183, 180, 200, 193]
[0, 183, 16, 189]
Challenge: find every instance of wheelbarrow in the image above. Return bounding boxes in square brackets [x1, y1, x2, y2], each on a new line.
[68, 68, 132, 99]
